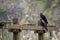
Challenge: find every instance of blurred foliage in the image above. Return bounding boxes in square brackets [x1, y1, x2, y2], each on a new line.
[50, 0, 57, 9]
[4, 0, 18, 2]
[0, 7, 6, 21]
[45, 37, 50, 40]
[44, 9, 52, 18]
[37, 1, 45, 9]
[0, 7, 6, 13]
[2, 29, 13, 40]
[24, 4, 30, 14]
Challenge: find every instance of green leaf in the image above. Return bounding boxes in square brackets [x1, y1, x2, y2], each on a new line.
[24, 4, 30, 14]
[44, 9, 52, 18]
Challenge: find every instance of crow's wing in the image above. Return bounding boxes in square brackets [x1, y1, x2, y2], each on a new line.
[40, 19, 48, 31]
[40, 14, 48, 24]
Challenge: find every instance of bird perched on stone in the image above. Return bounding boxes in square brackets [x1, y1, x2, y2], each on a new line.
[40, 13, 48, 31]
[39, 13, 53, 40]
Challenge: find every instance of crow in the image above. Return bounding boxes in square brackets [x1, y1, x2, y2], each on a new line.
[40, 13, 53, 39]
[40, 13, 48, 31]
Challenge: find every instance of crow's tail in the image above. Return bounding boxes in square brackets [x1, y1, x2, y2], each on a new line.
[44, 24, 48, 31]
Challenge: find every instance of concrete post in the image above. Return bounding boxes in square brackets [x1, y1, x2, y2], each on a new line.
[13, 32, 20, 40]
[38, 33, 44, 40]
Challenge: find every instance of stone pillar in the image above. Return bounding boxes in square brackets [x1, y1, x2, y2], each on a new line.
[38, 33, 44, 40]
[13, 32, 20, 40]
[9, 29, 21, 40]
[34, 30, 45, 40]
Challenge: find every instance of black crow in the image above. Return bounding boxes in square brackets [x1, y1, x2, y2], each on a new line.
[40, 13, 53, 39]
[40, 13, 48, 31]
